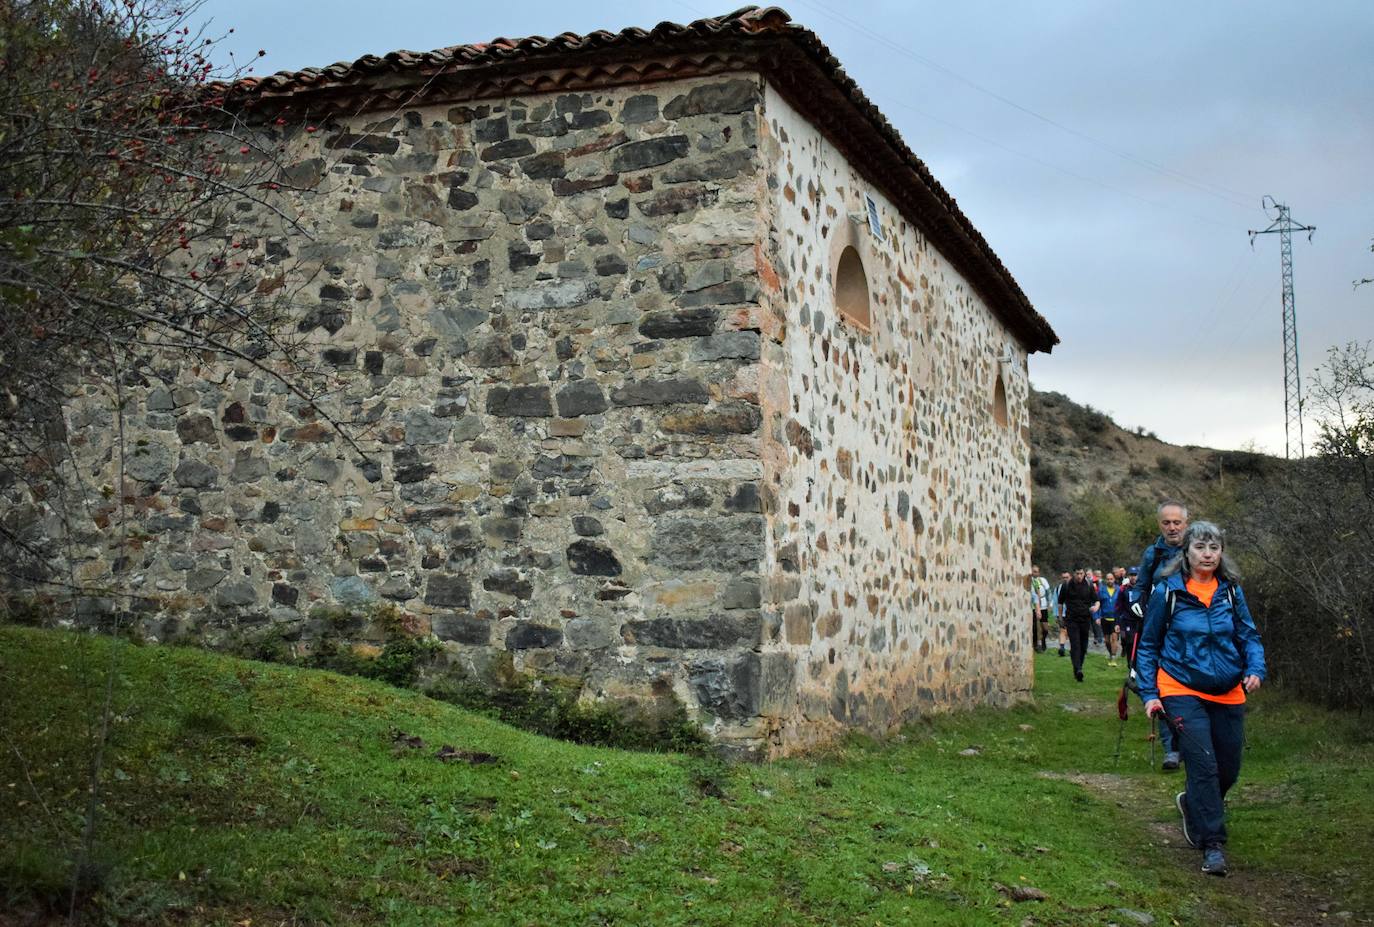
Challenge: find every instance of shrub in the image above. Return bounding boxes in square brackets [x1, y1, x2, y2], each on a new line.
[230, 625, 294, 665]
[1033, 489, 1156, 571]
[1207, 450, 1273, 479]
[1064, 402, 1112, 445]
[1031, 460, 1060, 488]
[1229, 342, 1374, 709]
[231, 606, 705, 753]
[366, 638, 442, 688]
[422, 675, 709, 754]
[0, 595, 49, 627]
[298, 635, 440, 688]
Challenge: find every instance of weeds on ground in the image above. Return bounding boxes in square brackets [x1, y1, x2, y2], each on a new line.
[2, 626, 1371, 926]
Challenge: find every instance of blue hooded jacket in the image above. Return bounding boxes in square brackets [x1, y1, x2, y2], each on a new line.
[1128, 535, 1182, 608]
[1135, 572, 1266, 703]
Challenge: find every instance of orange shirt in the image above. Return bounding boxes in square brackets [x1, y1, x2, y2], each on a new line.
[1187, 575, 1217, 607]
[1157, 575, 1246, 705]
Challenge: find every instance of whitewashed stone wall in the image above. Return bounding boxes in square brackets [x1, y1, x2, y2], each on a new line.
[753, 85, 1033, 752]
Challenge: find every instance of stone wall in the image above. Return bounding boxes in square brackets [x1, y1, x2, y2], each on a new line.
[20, 75, 777, 750]
[753, 86, 1034, 751]
[8, 71, 1036, 757]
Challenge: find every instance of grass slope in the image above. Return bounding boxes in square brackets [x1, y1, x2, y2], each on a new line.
[2, 626, 1371, 926]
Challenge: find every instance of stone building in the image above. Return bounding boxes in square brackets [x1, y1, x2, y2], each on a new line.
[17, 7, 1056, 755]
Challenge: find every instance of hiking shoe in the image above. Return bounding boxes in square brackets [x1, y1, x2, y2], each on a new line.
[1176, 792, 1198, 848]
[1201, 845, 1228, 877]
[1162, 751, 1181, 771]
[1058, 647, 1066, 657]
[1107, 659, 1118, 667]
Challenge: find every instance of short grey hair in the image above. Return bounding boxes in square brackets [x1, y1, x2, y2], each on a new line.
[1158, 520, 1242, 583]
[1157, 499, 1189, 519]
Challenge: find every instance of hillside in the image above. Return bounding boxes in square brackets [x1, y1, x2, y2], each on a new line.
[1027, 388, 1280, 569]
[2, 626, 1370, 926]
[1031, 388, 1246, 502]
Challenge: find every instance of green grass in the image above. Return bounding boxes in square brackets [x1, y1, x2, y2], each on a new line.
[2, 626, 1370, 925]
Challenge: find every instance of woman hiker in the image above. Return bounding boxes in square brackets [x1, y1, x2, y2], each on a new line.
[1135, 521, 1266, 877]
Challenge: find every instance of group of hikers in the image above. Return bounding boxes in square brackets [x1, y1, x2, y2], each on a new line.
[1032, 563, 1131, 670]
[1027, 501, 1267, 878]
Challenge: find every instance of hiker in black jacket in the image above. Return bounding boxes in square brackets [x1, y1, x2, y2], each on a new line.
[1057, 567, 1099, 682]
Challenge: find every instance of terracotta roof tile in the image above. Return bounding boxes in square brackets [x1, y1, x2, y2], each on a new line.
[216, 6, 1056, 351]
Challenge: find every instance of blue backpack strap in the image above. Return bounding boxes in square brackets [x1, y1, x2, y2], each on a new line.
[1159, 588, 1177, 639]
[1139, 545, 1165, 610]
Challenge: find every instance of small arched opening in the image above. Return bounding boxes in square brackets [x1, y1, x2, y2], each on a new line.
[834, 245, 871, 330]
[992, 371, 1009, 427]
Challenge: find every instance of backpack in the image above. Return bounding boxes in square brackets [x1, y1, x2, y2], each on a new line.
[1138, 544, 1175, 605]
[1162, 584, 1237, 634]
[1162, 584, 1245, 694]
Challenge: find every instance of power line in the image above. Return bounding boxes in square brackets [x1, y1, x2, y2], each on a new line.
[1178, 252, 1267, 371]
[666, 0, 1244, 230]
[879, 95, 1239, 231]
[790, 0, 1258, 211]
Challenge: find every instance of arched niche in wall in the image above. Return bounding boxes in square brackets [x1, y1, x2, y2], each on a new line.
[992, 368, 1010, 427]
[835, 247, 871, 330]
[827, 213, 876, 334]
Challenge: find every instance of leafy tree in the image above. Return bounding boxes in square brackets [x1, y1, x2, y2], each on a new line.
[0, 3, 331, 915]
[1235, 341, 1374, 707]
[1032, 488, 1156, 572]
[0, 0, 328, 588]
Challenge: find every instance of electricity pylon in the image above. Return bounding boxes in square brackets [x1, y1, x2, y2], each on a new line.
[1249, 197, 1315, 459]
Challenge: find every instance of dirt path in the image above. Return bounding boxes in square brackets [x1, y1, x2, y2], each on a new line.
[1042, 771, 1370, 927]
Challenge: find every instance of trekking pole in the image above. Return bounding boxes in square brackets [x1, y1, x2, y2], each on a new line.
[1112, 678, 1137, 767]
[1114, 668, 1160, 770]
[1152, 708, 1214, 761]
[1120, 633, 1163, 770]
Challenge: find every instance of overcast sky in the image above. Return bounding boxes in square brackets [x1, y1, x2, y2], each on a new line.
[199, 0, 1374, 455]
